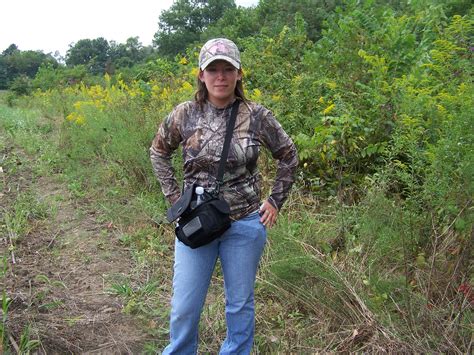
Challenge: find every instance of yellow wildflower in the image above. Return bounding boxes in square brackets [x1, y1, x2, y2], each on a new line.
[323, 103, 335, 115]
[160, 88, 171, 100]
[191, 67, 199, 77]
[66, 112, 85, 125]
[181, 81, 193, 91]
[104, 73, 111, 87]
[252, 88, 262, 100]
[75, 115, 86, 125]
[117, 79, 129, 91]
[179, 57, 188, 65]
[436, 104, 446, 114]
[66, 112, 75, 122]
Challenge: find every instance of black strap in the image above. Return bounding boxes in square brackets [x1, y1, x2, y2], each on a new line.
[216, 100, 240, 189]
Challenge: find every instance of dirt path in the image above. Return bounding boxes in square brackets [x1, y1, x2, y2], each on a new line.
[1, 140, 151, 352]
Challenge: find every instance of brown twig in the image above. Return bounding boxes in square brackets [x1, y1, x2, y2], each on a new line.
[8, 334, 20, 354]
[8, 230, 16, 265]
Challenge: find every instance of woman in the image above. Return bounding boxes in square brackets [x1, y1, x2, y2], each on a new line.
[150, 38, 298, 354]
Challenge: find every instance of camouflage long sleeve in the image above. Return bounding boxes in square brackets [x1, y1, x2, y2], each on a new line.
[259, 110, 298, 210]
[150, 100, 297, 219]
[150, 105, 185, 205]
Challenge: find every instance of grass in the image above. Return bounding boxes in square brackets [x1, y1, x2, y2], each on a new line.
[1, 196, 46, 352]
[1, 97, 472, 353]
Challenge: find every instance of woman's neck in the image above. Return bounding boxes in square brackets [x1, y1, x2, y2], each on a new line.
[208, 95, 236, 109]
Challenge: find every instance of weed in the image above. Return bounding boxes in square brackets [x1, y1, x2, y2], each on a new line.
[18, 325, 40, 354]
[0, 290, 11, 351]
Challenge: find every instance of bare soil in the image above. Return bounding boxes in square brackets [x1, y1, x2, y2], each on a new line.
[1, 142, 152, 353]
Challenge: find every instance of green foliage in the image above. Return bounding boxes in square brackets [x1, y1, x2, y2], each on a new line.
[124, 57, 178, 83]
[60, 37, 153, 77]
[18, 325, 40, 354]
[256, 0, 343, 41]
[201, 6, 260, 41]
[66, 37, 111, 75]
[2, 191, 50, 241]
[31, 64, 63, 90]
[1, 290, 11, 351]
[3, 0, 473, 352]
[9, 74, 33, 96]
[109, 37, 147, 69]
[153, 0, 237, 57]
[32, 64, 97, 91]
[0, 47, 57, 89]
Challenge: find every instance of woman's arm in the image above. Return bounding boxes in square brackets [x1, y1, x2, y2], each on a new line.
[260, 110, 298, 223]
[150, 108, 184, 204]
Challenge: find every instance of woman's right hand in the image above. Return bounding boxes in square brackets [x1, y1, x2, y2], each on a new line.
[259, 200, 278, 228]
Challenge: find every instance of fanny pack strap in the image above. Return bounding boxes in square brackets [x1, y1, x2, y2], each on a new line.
[215, 99, 240, 193]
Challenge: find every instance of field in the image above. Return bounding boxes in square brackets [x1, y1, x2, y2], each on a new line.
[1, 1, 473, 353]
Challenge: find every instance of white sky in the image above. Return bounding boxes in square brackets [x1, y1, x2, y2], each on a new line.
[1, 0, 259, 57]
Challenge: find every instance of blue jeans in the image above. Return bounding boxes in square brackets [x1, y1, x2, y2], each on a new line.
[162, 211, 267, 355]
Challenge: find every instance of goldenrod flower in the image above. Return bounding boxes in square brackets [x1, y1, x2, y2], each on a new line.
[191, 67, 199, 77]
[75, 115, 86, 125]
[323, 103, 335, 115]
[181, 81, 193, 91]
[251, 88, 262, 100]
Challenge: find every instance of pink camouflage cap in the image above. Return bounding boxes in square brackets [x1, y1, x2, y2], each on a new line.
[199, 38, 241, 70]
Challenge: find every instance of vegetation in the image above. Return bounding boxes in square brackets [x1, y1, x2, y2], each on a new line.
[1, 0, 473, 352]
[0, 45, 58, 91]
[154, 0, 237, 57]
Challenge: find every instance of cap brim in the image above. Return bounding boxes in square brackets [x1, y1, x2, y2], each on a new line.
[200, 55, 240, 70]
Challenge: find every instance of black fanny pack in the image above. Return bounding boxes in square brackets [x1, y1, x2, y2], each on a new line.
[166, 184, 231, 249]
[166, 100, 240, 248]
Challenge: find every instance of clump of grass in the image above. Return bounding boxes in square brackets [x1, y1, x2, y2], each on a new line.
[1, 191, 50, 265]
[256, 184, 472, 352]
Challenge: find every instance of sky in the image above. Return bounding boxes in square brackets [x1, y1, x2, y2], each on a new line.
[1, 0, 259, 58]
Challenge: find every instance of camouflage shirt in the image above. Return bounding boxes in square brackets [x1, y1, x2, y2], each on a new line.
[150, 99, 298, 220]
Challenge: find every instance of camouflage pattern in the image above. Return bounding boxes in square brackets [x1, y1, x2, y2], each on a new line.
[199, 38, 241, 70]
[150, 99, 298, 221]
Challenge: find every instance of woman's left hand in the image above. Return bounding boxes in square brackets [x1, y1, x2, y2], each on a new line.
[259, 200, 278, 228]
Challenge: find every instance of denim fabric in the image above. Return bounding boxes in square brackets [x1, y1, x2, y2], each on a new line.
[162, 211, 267, 355]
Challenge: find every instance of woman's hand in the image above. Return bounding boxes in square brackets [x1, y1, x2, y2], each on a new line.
[259, 200, 278, 228]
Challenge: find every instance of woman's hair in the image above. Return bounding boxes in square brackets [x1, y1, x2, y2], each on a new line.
[194, 70, 247, 106]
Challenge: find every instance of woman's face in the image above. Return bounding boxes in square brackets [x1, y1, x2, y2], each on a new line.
[199, 60, 242, 108]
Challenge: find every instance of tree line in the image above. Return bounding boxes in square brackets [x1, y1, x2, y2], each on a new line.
[1, 0, 351, 91]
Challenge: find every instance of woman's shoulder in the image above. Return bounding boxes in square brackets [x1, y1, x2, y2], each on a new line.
[242, 100, 270, 114]
[241, 100, 271, 118]
[167, 101, 200, 121]
[172, 100, 197, 114]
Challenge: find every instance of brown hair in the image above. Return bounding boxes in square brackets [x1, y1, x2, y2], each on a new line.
[194, 69, 247, 107]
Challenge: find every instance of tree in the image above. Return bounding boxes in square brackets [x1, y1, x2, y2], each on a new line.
[256, 0, 343, 41]
[201, 6, 260, 41]
[153, 0, 236, 57]
[2, 44, 19, 56]
[109, 37, 147, 68]
[0, 47, 57, 89]
[66, 38, 110, 75]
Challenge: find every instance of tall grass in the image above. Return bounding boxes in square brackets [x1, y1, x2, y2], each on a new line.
[1, 4, 472, 352]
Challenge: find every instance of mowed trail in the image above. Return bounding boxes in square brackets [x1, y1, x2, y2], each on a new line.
[1, 138, 150, 353]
